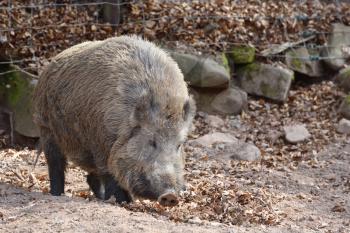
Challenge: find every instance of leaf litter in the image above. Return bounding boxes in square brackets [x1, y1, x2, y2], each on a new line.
[1, 81, 349, 228]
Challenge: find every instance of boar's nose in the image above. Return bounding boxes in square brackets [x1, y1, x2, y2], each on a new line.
[158, 192, 179, 206]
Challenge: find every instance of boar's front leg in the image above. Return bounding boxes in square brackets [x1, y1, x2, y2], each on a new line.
[86, 173, 107, 200]
[104, 175, 132, 203]
[43, 137, 66, 196]
[87, 173, 132, 203]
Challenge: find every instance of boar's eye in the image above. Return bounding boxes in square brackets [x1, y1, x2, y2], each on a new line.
[130, 126, 141, 138]
[150, 139, 157, 149]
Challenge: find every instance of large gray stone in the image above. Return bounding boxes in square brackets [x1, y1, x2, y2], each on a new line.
[2, 68, 39, 138]
[322, 23, 350, 71]
[210, 87, 247, 115]
[339, 95, 350, 119]
[225, 142, 261, 161]
[285, 47, 323, 77]
[189, 132, 237, 147]
[188, 87, 217, 113]
[170, 52, 198, 76]
[336, 118, 350, 134]
[189, 86, 247, 115]
[189, 132, 260, 161]
[236, 63, 294, 102]
[170, 52, 230, 88]
[195, 58, 229, 87]
[335, 66, 350, 92]
[204, 115, 225, 128]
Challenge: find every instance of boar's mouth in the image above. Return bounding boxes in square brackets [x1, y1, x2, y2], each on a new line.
[130, 173, 159, 201]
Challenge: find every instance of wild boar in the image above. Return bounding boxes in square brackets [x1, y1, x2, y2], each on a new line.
[32, 35, 196, 206]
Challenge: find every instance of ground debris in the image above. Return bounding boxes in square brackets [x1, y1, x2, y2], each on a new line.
[0, 81, 349, 230]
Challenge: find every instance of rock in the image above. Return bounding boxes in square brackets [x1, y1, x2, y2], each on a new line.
[197, 57, 230, 87]
[189, 86, 247, 115]
[335, 66, 350, 92]
[170, 52, 230, 88]
[236, 63, 294, 102]
[210, 86, 247, 115]
[0, 66, 39, 138]
[339, 95, 350, 119]
[226, 142, 261, 161]
[285, 47, 323, 77]
[336, 118, 350, 134]
[284, 124, 311, 144]
[205, 115, 225, 128]
[192, 170, 201, 176]
[220, 52, 232, 75]
[227, 45, 255, 64]
[322, 23, 350, 71]
[189, 132, 237, 147]
[188, 87, 217, 113]
[169, 52, 198, 76]
[212, 141, 261, 161]
[191, 132, 260, 161]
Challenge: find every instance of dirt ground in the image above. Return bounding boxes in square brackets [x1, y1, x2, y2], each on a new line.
[0, 81, 349, 233]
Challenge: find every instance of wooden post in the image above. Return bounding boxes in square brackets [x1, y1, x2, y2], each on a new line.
[103, 0, 122, 26]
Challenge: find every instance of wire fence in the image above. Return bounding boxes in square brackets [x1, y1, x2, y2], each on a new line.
[0, 0, 350, 77]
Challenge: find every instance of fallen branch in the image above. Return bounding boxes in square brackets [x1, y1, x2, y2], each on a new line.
[260, 36, 316, 57]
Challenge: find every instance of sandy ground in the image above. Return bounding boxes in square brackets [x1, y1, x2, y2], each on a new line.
[1, 142, 349, 233]
[1, 82, 350, 233]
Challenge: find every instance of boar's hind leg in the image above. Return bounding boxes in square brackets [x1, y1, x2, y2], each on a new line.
[43, 137, 66, 196]
[87, 173, 132, 203]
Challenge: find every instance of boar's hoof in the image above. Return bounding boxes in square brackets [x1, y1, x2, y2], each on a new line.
[158, 192, 179, 207]
[114, 188, 132, 204]
[87, 173, 132, 203]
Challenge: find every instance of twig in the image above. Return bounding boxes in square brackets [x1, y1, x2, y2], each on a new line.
[0, 70, 17, 76]
[12, 65, 38, 79]
[32, 149, 42, 171]
[12, 169, 25, 182]
[0, 65, 38, 79]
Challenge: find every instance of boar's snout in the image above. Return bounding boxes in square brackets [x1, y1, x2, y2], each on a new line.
[158, 192, 179, 206]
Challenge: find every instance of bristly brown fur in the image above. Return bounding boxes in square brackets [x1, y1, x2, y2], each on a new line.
[32, 35, 196, 200]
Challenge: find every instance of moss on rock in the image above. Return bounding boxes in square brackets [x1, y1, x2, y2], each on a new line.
[336, 67, 350, 92]
[260, 82, 277, 97]
[345, 95, 350, 105]
[237, 63, 261, 82]
[221, 53, 230, 74]
[0, 64, 39, 137]
[0, 65, 28, 107]
[289, 51, 303, 70]
[339, 67, 350, 80]
[235, 62, 293, 102]
[229, 45, 255, 64]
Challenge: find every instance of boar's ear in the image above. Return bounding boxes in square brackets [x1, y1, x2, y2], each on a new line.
[182, 96, 196, 122]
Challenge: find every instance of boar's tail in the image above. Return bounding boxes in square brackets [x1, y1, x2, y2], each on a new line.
[32, 139, 43, 170]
